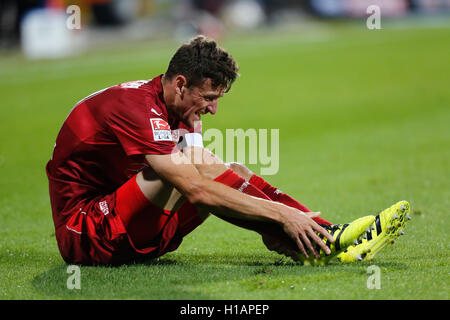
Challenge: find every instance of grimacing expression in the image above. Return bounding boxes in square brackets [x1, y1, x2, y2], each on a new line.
[178, 79, 224, 128]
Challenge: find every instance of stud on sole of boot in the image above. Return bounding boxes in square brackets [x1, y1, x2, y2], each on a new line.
[399, 230, 405, 235]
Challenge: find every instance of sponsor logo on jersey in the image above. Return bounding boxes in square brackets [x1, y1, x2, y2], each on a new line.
[151, 108, 163, 116]
[150, 118, 173, 141]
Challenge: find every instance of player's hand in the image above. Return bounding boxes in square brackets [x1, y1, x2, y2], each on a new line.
[279, 209, 334, 259]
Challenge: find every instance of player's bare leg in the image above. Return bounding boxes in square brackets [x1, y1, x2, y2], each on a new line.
[136, 146, 336, 260]
[225, 162, 253, 181]
[135, 147, 300, 257]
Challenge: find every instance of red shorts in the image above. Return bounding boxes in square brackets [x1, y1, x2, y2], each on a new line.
[55, 175, 203, 266]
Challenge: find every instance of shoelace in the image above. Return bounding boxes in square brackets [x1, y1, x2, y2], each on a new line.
[319, 223, 349, 251]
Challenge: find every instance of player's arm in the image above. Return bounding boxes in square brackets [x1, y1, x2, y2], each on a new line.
[145, 152, 333, 259]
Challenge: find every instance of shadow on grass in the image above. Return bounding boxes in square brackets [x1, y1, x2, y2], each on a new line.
[30, 252, 276, 297]
[30, 250, 410, 299]
[28, 253, 290, 299]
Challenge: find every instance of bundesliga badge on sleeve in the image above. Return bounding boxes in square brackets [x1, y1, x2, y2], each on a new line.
[150, 118, 173, 141]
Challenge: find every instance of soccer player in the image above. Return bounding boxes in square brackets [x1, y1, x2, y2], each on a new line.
[46, 36, 410, 266]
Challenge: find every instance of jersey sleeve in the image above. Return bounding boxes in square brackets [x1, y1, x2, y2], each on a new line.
[105, 89, 176, 156]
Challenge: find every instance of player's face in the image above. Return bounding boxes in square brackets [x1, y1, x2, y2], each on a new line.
[178, 78, 224, 128]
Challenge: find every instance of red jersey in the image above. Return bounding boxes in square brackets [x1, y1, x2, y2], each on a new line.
[46, 75, 191, 231]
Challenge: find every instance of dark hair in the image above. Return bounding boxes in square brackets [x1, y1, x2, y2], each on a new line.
[165, 35, 239, 92]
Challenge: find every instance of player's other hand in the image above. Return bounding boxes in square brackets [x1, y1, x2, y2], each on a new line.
[280, 209, 334, 259]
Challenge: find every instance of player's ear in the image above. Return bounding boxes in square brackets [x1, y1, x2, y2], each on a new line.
[174, 75, 187, 97]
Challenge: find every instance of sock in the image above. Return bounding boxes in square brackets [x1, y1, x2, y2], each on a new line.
[213, 169, 298, 250]
[248, 174, 332, 226]
[214, 169, 272, 200]
[116, 174, 172, 249]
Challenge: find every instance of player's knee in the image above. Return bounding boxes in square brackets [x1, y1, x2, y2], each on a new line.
[226, 162, 254, 181]
[182, 146, 227, 180]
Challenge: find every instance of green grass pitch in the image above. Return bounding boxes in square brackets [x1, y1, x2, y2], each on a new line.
[0, 23, 449, 300]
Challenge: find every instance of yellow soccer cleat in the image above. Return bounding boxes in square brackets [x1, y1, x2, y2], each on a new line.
[298, 215, 376, 266]
[337, 200, 411, 263]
